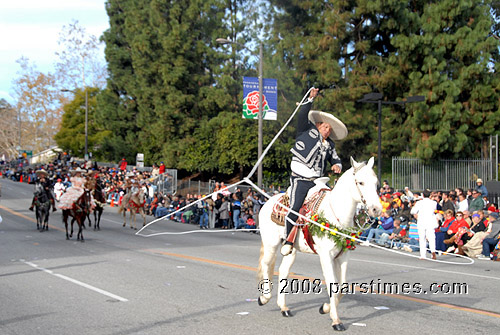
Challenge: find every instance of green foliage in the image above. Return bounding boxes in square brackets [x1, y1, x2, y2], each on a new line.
[54, 0, 500, 181]
[55, 87, 104, 158]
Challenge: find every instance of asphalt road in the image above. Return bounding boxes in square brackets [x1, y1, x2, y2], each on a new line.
[1, 178, 499, 335]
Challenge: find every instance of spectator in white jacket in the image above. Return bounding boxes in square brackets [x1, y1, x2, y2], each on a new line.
[410, 189, 438, 260]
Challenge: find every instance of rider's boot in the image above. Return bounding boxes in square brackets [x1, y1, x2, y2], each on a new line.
[51, 199, 57, 212]
[29, 198, 35, 211]
[280, 225, 298, 256]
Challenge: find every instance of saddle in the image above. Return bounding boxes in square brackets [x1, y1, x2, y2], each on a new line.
[271, 178, 330, 227]
[271, 179, 331, 254]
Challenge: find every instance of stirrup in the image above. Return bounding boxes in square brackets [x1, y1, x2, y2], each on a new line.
[280, 243, 293, 256]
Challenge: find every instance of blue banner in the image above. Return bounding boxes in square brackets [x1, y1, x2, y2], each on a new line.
[242, 77, 277, 120]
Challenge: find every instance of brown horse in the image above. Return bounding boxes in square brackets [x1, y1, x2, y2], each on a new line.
[62, 190, 92, 241]
[118, 191, 146, 230]
[86, 187, 105, 230]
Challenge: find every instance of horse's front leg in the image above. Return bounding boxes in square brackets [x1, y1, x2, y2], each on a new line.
[131, 212, 137, 230]
[333, 252, 349, 308]
[257, 243, 279, 306]
[44, 210, 49, 231]
[77, 217, 85, 242]
[277, 248, 297, 317]
[122, 209, 127, 227]
[97, 209, 102, 230]
[63, 212, 70, 239]
[318, 250, 346, 331]
[70, 218, 75, 238]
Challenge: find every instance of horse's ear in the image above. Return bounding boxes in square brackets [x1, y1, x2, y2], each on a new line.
[350, 157, 358, 168]
[367, 157, 375, 169]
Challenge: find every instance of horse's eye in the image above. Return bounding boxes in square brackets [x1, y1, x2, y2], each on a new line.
[358, 182, 364, 186]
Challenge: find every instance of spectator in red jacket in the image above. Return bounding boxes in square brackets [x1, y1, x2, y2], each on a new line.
[447, 211, 470, 235]
[159, 162, 165, 175]
[119, 158, 127, 172]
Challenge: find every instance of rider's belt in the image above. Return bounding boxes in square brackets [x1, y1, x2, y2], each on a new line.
[291, 172, 317, 181]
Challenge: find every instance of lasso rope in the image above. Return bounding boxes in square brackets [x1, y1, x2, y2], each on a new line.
[135, 88, 473, 265]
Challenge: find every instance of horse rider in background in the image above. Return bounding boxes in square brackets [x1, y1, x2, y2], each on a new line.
[29, 169, 57, 212]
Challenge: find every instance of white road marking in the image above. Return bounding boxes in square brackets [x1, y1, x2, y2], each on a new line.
[22, 260, 128, 302]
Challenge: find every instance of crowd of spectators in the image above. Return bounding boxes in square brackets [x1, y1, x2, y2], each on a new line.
[359, 179, 500, 261]
[2, 156, 499, 260]
[1, 156, 265, 232]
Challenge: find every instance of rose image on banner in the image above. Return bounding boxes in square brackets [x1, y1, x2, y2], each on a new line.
[242, 77, 277, 120]
[243, 91, 269, 119]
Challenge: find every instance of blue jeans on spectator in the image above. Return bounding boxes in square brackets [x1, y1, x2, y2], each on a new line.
[220, 218, 228, 228]
[199, 212, 209, 228]
[175, 210, 184, 222]
[366, 227, 392, 243]
[233, 209, 241, 229]
[435, 231, 448, 251]
[482, 238, 499, 257]
[156, 207, 168, 218]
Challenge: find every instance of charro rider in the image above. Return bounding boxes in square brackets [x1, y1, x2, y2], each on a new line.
[281, 88, 348, 256]
[58, 167, 87, 210]
[29, 169, 57, 212]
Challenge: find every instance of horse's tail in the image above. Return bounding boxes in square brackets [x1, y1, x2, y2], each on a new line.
[257, 242, 276, 282]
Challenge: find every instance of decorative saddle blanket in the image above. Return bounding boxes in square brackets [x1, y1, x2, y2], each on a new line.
[271, 189, 329, 227]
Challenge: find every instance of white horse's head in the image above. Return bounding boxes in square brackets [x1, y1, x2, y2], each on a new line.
[347, 157, 383, 218]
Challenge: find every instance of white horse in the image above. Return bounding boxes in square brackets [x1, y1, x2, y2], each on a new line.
[118, 191, 147, 230]
[257, 157, 382, 331]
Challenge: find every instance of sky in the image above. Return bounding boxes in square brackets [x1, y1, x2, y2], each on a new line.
[0, 0, 110, 104]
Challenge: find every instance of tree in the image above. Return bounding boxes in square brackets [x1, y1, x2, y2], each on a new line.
[100, 0, 238, 166]
[11, 58, 63, 153]
[0, 99, 19, 159]
[54, 20, 107, 90]
[55, 87, 109, 159]
[393, 0, 500, 160]
[268, 0, 500, 167]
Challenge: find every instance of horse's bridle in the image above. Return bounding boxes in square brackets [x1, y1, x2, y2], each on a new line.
[352, 163, 368, 207]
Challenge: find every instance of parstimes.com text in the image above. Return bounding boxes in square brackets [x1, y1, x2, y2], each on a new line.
[274, 278, 468, 296]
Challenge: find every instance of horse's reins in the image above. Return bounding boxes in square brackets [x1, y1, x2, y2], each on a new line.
[325, 162, 371, 232]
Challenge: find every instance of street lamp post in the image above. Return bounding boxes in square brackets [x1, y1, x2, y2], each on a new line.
[61, 88, 89, 160]
[216, 38, 264, 189]
[358, 93, 425, 184]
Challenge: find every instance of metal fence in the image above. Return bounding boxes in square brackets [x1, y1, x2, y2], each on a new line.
[392, 157, 493, 191]
[150, 169, 177, 195]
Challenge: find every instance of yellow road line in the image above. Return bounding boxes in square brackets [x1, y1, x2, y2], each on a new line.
[0, 204, 65, 232]
[145, 248, 500, 319]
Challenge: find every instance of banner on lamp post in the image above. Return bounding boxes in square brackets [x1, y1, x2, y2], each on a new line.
[242, 77, 277, 120]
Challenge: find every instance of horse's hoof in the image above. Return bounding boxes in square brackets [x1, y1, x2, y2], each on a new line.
[122, 224, 126, 227]
[319, 304, 326, 314]
[332, 323, 346, 331]
[281, 310, 293, 317]
[257, 296, 265, 306]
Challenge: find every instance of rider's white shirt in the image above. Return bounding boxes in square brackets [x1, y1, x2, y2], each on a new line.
[54, 182, 65, 193]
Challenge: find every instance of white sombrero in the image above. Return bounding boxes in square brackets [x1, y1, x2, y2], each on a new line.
[35, 169, 48, 176]
[308, 110, 348, 141]
[70, 167, 87, 175]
